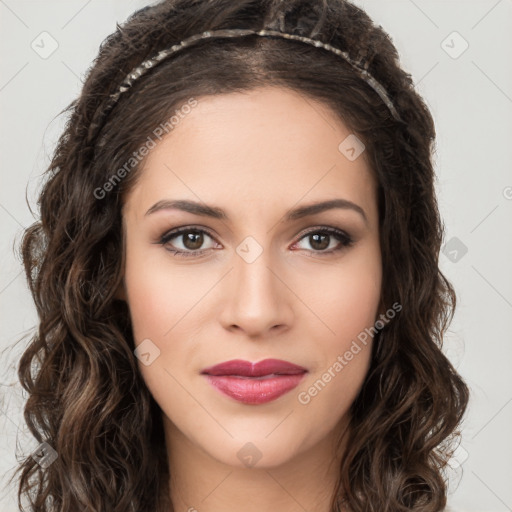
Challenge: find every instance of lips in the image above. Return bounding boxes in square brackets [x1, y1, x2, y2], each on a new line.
[200, 358, 307, 377]
[201, 359, 308, 405]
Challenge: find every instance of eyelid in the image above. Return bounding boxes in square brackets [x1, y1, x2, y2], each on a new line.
[292, 225, 354, 251]
[157, 225, 219, 249]
[295, 225, 353, 242]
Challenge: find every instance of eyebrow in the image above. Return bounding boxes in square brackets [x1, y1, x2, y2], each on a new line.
[145, 198, 368, 225]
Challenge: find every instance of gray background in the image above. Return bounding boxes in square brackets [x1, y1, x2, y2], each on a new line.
[1, 1, 511, 510]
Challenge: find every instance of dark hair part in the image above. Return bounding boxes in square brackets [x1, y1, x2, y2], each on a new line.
[14, 0, 469, 510]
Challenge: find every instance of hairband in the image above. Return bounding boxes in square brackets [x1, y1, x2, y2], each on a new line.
[93, 27, 402, 140]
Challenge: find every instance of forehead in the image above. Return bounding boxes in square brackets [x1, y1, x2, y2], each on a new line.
[123, 86, 377, 222]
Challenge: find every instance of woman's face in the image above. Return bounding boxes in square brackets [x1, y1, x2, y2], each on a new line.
[121, 86, 382, 469]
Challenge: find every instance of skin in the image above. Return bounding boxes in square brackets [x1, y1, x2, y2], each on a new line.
[119, 86, 383, 512]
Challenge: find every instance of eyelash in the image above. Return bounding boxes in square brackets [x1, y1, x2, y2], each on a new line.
[157, 225, 354, 259]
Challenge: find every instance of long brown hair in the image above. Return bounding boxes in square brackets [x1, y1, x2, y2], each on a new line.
[13, 0, 469, 510]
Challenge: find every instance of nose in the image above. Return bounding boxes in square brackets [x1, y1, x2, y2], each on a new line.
[217, 246, 293, 338]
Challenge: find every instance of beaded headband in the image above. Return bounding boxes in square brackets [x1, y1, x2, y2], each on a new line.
[93, 27, 402, 140]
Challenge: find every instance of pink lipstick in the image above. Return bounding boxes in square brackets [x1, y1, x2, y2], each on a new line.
[201, 358, 307, 405]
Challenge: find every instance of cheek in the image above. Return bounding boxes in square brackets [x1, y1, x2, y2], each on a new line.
[123, 240, 204, 342]
[124, 267, 170, 342]
[328, 266, 381, 343]
[295, 275, 380, 432]
[293, 244, 381, 409]
[296, 240, 382, 345]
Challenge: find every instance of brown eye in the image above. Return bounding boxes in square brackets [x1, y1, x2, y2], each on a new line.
[159, 227, 217, 257]
[293, 227, 354, 254]
[308, 233, 330, 251]
[181, 231, 205, 250]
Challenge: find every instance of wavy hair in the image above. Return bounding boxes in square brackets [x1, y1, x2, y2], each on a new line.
[13, 0, 469, 510]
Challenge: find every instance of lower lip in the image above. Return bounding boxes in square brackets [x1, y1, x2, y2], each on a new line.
[203, 373, 307, 404]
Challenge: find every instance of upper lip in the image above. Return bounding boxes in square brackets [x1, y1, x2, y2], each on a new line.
[201, 358, 307, 377]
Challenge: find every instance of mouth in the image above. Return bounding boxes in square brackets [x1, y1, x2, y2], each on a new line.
[200, 358, 307, 377]
[201, 359, 308, 404]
